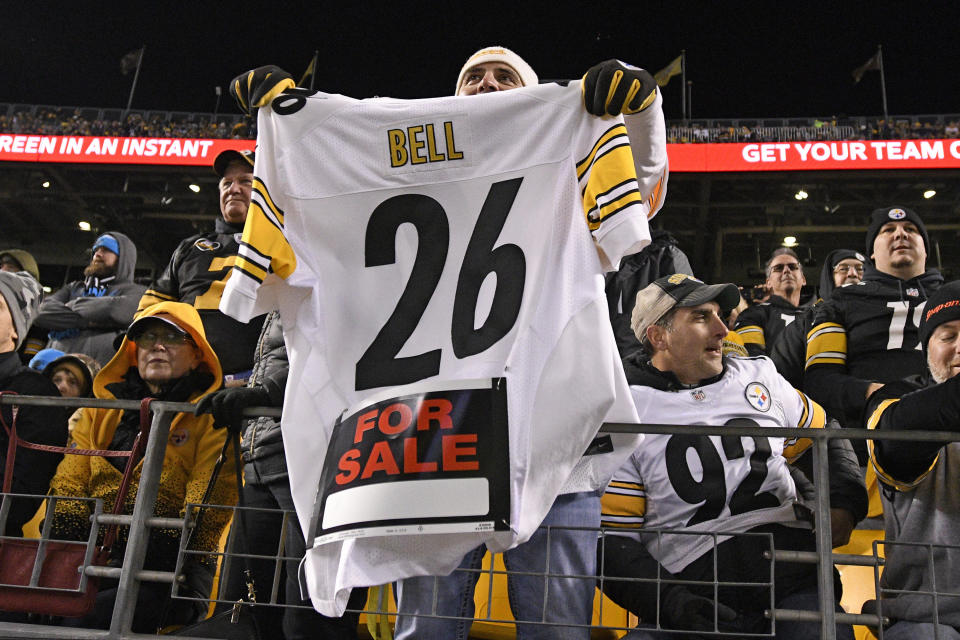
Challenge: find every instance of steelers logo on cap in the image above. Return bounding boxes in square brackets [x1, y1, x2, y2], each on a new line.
[855, 252, 866, 261]
[888, 208, 907, 219]
[744, 382, 772, 412]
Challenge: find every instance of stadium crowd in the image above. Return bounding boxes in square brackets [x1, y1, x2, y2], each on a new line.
[0, 106, 254, 139]
[3, 103, 958, 147]
[0, 46, 957, 640]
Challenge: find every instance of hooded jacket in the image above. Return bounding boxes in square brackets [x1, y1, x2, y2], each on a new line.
[771, 249, 865, 388]
[1, 250, 48, 364]
[35, 231, 146, 367]
[48, 302, 237, 583]
[804, 265, 943, 431]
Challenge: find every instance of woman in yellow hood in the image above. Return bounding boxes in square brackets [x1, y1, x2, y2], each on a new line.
[48, 301, 238, 632]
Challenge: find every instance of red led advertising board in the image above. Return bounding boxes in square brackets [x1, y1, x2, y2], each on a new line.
[2, 134, 960, 172]
[667, 139, 960, 172]
[0, 135, 253, 165]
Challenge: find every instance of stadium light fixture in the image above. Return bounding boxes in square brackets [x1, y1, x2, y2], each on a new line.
[923, 189, 936, 199]
[42, 286, 52, 294]
[782, 236, 799, 247]
[794, 189, 808, 200]
[188, 184, 201, 193]
[78, 221, 91, 231]
[41, 181, 51, 189]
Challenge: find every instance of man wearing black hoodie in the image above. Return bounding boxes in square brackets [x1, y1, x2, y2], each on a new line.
[804, 207, 942, 452]
[138, 150, 265, 383]
[771, 249, 867, 388]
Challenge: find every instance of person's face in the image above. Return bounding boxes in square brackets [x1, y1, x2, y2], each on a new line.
[648, 301, 729, 385]
[458, 62, 523, 95]
[84, 245, 118, 279]
[832, 258, 864, 288]
[51, 366, 83, 398]
[219, 161, 254, 224]
[135, 325, 201, 389]
[872, 221, 927, 273]
[927, 318, 960, 384]
[765, 254, 805, 297]
[0, 257, 22, 273]
[0, 296, 16, 352]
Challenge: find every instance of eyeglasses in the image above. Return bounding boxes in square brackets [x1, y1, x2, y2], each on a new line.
[133, 331, 194, 349]
[833, 263, 864, 275]
[770, 262, 801, 273]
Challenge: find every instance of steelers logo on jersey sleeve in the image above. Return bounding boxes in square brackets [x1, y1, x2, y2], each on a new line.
[744, 382, 772, 412]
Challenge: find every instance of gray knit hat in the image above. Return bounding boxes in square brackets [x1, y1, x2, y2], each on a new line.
[0, 270, 43, 350]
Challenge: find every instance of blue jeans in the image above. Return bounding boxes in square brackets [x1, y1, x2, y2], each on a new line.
[219, 455, 365, 640]
[394, 491, 601, 640]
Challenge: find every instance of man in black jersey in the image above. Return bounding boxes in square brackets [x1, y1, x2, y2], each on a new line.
[138, 150, 265, 385]
[734, 247, 809, 356]
[771, 249, 866, 388]
[804, 206, 942, 452]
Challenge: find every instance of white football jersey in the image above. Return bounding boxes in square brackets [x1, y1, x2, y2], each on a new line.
[601, 356, 825, 573]
[221, 83, 651, 615]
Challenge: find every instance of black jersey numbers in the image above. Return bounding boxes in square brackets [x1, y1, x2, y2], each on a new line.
[665, 420, 780, 527]
[665, 434, 727, 526]
[271, 88, 319, 116]
[451, 179, 526, 358]
[355, 178, 525, 391]
[355, 195, 449, 390]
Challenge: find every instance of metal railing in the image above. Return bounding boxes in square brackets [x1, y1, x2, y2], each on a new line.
[0, 394, 956, 638]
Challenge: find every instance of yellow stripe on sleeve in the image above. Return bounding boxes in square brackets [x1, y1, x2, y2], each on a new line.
[253, 179, 285, 227]
[581, 145, 642, 231]
[783, 390, 826, 461]
[866, 398, 940, 491]
[735, 325, 766, 349]
[576, 124, 628, 177]
[137, 289, 177, 314]
[805, 322, 847, 369]
[236, 180, 297, 282]
[601, 480, 645, 529]
[646, 172, 666, 218]
[722, 331, 749, 357]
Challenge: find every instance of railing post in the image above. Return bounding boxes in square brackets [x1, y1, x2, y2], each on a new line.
[812, 435, 837, 638]
[108, 403, 175, 637]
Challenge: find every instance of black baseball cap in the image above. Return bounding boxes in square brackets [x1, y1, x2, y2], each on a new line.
[213, 149, 255, 177]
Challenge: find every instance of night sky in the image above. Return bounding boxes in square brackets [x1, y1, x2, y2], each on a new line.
[4, 2, 959, 121]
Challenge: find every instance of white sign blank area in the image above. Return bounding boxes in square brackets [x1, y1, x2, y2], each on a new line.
[322, 478, 490, 529]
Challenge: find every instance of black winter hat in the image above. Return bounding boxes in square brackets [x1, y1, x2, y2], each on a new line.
[919, 280, 960, 351]
[865, 206, 929, 256]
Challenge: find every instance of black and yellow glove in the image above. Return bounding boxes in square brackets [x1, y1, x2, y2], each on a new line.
[230, 65, 296, 115]
[582, 59, 657, 116]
